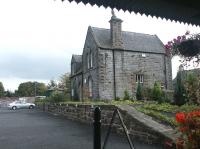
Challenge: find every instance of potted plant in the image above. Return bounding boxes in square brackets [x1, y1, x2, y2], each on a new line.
[165, 31, 200, 66]
[178, 33, 200, 57]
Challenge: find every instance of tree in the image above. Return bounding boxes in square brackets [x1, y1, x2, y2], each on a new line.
[184, 73, 200, 104]
[174, 71, 187, 106]
[18, 81, 47, 97]
[0, 82, 5, 97]
[58, 73, 70, 99]
[123, 89, 131, 100]
[136, 82, 143, 100]
[35, 82, 47, 96]
[47, 80, 57, 89]
[5, 90, 15, 97]
[152, 81, 163, 103]
[49, 91, 65, 103]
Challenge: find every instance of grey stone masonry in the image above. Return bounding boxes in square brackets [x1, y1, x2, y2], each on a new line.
[70, 13, 173, 100]
[109, 14, 123, 49]
[37, 103, 178, 146]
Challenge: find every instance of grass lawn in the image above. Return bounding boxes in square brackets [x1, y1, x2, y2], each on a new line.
[135, 102, 200, 127]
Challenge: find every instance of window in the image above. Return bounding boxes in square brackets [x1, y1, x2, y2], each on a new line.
[71, 63, 74, 75]
[71, 63, 76, 75]
[90, 52, 93, 68]
[87, 53, 90, 69]
[71, 81, 74, 96]
[87, 50, 93, 69]
[88, 77, 92, 97]
[136, 74, 144, 84]
[71, 89, 74, 96]
[141, 53, 146, 57]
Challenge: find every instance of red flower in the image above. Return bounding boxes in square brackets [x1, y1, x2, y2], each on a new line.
[188, 111, 200, 117]
[188, 134, 193, 141]
[179, 126, 188, 132]
[176, 112, 186, 123]
[176, 138, 184, 149]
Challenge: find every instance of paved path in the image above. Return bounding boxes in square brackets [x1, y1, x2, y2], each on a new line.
[0, 108, 163, 149]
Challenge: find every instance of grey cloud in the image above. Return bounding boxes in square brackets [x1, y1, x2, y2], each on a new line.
[0, 53, 71, 80]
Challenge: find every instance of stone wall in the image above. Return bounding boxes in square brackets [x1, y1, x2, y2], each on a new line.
[98, 49, 173, 99]
[71, 74, 82, 101]
[38, 103, 175, 147]
[82, 27, 100, 100]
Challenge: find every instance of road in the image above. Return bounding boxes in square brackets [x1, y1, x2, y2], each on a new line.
[0, 108, 163, 149]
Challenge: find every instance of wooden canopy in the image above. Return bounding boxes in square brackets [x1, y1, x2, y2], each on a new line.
[63, 0, 200, 26]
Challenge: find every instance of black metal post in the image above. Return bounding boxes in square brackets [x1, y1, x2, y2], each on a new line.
[93, 107, 101, 149]
[102, 109, 135, 149]
[102, 109, 117, 149]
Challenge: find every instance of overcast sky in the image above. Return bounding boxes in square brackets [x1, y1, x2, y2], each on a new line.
[0, 0, 200, 91]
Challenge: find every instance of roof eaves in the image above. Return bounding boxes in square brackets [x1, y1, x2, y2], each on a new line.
[62, 0, 200, 26]
[89, 26, 101, 47]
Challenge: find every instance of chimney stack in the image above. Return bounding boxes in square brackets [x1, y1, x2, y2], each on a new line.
[109, 10, 123, 49]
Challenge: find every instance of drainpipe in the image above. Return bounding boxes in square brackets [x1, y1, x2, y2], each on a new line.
[81, 72, 83, 102]
[112, 49, 116, 100]
[164, 55, 168, 89]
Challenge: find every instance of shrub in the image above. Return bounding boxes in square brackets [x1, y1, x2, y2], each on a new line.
[152, 82, 163, 103]
[123, 89, 131, 100]
[115, 97, 120, 101]
[162, 90, 174, 103]
[136, 83, 143, 100]
[142, 87, 152, 100]
[49, 91, 65, 103]
[174, 71, 187, 106]
[184, 73, 200, 104]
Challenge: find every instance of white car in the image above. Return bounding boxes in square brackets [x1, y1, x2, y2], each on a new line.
[8, 100, 35, 110]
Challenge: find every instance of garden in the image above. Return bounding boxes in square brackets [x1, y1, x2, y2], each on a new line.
[35, 31, 200, 149]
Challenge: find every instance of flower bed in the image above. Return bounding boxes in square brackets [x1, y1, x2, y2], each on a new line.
[136, 103, 200, 128]
[176, 110, 200, 149]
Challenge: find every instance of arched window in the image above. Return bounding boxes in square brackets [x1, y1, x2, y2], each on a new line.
[90, 51, 93, 68]
[79, 82, 82, 100]
[71, 81, 74, 97]
[87, 50, 93, 69]
[88, 77, 92, 97]
[87, 53, 90, 69]
[71, 63, 74, 75]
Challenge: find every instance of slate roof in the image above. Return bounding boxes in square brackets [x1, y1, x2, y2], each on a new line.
[63, 0, 200, 26]
[90, 26, 166, 54]
[72, 55, 82, 63]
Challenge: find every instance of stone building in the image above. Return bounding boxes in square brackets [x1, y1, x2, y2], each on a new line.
[70, 13, 172, 101]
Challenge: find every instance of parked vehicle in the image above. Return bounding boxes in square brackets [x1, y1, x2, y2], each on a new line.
[8, 100, 35, 110]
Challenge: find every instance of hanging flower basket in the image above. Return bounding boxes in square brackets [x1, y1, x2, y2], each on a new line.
[165, 32, 200, 66]
[178, 39, 200, 57]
